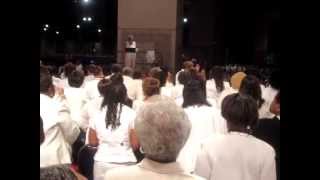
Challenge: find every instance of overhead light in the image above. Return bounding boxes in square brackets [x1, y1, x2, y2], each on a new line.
[83, 0, 90, 3]
[76, 24, 80, 29]
[56, 31, 60, 35]
[88, 17, 92, 21]
[43, 28, 47, 31]
[183, 18, 188, 23]
[45, 24, 49, 28]
[83, 17, 87, 21]
[98, 28, 102, 33]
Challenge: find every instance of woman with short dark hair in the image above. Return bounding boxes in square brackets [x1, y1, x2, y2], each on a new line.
[195, 93, 276, 180]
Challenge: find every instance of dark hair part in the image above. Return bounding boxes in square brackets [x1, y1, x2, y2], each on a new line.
[101, 83, 128, 130]
[182, 79, 211, 108]
[209, 66, 225, 93]
[239, 75, 265, 108]
[68, 70, 84, 88]
[222, 93, 258, 134]
[142, 77, 160, 97]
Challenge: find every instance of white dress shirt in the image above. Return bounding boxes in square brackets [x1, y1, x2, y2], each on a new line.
[217, 87, 238, 108]
[177, 105, 226, 172]
[90, 105, 136, 163]
[64, 87, 88, 130]
[40, 94, 80, 167]
[123, 75, 136, 100]
[206, 80, 230, 103]
[195, 132, 276, 180]
[84, 75, 95, 83]
[84, 78, 103, 101]
[105, 158, 205, 180]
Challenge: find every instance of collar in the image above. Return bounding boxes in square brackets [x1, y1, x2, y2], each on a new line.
[138, 158, 186, 174]
[228, 131, 251, 137]
[276, 115, 280, 120]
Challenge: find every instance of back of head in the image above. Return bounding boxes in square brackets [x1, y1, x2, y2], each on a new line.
[133, 70, 142, 79]
[177, 71, 192, 85]
[222, 93, 258, 133]
[150, 67, 167, 87]
[230, 72, 247, 90]
[63, 63, 76, 78]
[239, 75, 264, 108]
[122, 67, 134, 77]
[68, 70, 84, 88]
[87, 64, 97, 75]
[183, 79, 210, 108]
[142, 77, 160, 98]
[135, 99, 191, 163]
[93, 65, 103, 77]
[110, 73, 124, 85]
[111, 64, 122, 74]
[183, 61, 194, 71]
[102, 82, 128, 129]
[209, 66, 225, 92]
[98, 78, 112, 96]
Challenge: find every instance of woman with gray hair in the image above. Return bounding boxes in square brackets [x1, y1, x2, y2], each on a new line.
[105, 99, 205, 180]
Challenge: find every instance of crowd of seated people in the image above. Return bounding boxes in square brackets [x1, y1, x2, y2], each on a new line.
[40, 58, 280, 180]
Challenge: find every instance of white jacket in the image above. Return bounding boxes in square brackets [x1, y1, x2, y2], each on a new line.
[40, 94, 80, 167]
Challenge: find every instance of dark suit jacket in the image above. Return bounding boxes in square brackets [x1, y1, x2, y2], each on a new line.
[253, 117, 280, 180]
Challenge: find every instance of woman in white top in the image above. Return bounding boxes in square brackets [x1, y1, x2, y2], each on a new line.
[206, 66, 230, 103]
[64, 70, 88, 131]
[40, 69, 80, 167]
[238, 75, 268, 118]
[177, 78, 225, 173]
[195, 93, 276, 180]
[88, 79, 137, 180]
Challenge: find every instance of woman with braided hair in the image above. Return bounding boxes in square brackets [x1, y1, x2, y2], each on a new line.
[88, 77, 137, 180]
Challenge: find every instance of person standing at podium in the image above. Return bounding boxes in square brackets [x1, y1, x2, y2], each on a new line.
[124, 35, 137, 69]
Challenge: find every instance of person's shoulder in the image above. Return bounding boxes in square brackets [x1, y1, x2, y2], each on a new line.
[250, 135, 276, 155]
[104, 165, 139, 179]
[201, 133, 227, 149]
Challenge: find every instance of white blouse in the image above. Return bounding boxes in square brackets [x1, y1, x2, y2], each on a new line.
[177, 105, 226, 172]
[64, 87, 88, 130]
[90, 105, 136, 163]
[195, 132, 276, 180]
[40, 94, 80, 167]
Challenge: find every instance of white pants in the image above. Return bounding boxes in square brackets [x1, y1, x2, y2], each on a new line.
[94, 161, 134, 180]
[124, 52, 136, 69]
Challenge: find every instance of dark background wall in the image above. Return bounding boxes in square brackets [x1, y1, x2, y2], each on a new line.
[40, 0, 280, 68]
